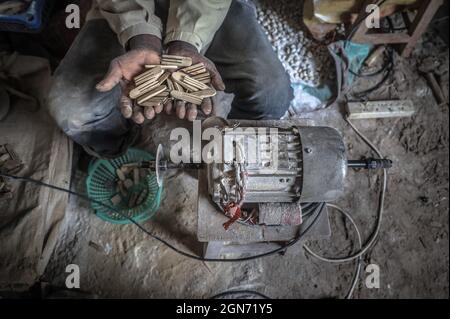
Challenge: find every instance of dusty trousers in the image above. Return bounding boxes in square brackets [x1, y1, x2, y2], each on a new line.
[47, 0, 293, 158]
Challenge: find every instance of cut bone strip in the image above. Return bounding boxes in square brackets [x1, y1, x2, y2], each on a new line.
[118, 181, 127, 196]
[170, 90, 203, 105]
[192, 73, 211, 84]
[110, 194, 122, 206]
[167, 78, 175, 91]
[128, 192, 138, 207]
[181, 63, 204, 72]
[130, 73, 170, 99]
[138, 93, 170, 106]
[184, 68, 207, 76]
[155, 72, 170, 85]
[174, 80, 199, 92]
[181, 63, 207, 75]
[133, 168, 140, 185]
[183, 76, 210, 90]
[173, 81, 185, 92]
[170, 72, 196, 91]
[145, 64, 178, 70]
[171, 71, 209, 91]
[191, 88, 216, 98]
[135, 70, 165, 87]
[130, 82, 159, 99]
[161, 55, 192, 67]
[192, 72, 210, 80]
[134, 66, 163, 82]
[136, 85, 167, 104]
[116, 169, 126, 181]
[135, 74, 160, 87]
[139, 71, 169, 89]
[136, 189, 148, 205]
[139, 96, 169, 107]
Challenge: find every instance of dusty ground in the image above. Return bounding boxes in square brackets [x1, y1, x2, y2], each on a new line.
[39, 23, 449, 299]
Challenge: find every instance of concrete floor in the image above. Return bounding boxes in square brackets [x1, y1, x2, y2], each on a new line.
[41, 27, 449, 298]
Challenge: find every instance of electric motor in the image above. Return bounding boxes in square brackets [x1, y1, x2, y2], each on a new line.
[207, 126, 348, 210]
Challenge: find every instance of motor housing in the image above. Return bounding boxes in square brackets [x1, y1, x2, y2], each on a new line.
[206, 126, 347, 209]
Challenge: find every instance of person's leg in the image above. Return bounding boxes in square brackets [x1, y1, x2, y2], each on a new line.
[48, 19, 136, 159]
[205, 0, 293, 120]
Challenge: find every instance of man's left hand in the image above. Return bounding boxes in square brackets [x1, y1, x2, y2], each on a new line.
[165, 41, 225, 121]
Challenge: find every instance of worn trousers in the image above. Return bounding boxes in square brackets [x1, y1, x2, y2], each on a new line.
[47, 0, 293, 158]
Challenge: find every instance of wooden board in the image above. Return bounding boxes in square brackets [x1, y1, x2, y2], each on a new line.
[351, 0, 443, 57]
[346, 99, 416, 119]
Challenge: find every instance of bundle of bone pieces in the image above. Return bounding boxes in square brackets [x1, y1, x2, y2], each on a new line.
[128, 55, 217, 123]
[110, 164, 149, 208]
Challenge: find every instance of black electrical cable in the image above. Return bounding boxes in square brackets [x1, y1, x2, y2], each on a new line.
[0, 172, 325, 263]
[348, 47, 392, 78]
[211, 290, 270, 299]
[350, 53, 393, 99]
[348, 16, 396, 79]
[349, 59, 389, 78]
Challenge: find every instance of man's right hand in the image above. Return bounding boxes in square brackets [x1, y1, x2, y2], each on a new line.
[96, 34, 162, 124]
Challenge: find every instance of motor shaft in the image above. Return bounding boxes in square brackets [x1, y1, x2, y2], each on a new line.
[347, 158, 393, 170]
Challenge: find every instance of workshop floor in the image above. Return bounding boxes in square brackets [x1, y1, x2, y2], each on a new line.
[39, 25, 449, 298]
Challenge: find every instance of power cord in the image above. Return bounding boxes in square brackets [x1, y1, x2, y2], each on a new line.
[0, 117, 388, 297]
[349, 46, 394, 102]
[303, 203, 362, 299]
[0, 171, 324, 263]
[302, 116, 388, 299]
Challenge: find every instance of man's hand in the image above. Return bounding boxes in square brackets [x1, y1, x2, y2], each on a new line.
[96, 35, 162, 124]
[165, 41, 225, 121]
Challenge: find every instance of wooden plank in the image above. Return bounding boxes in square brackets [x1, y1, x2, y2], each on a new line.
[357, 33, 410, 44]
[346, 100, 416, 119]
[401, 0, 444, 57]
[351, 0, 443, 57]
[424, 72, 447, 105]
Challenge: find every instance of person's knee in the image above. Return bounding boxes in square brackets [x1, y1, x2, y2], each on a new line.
[260, 71, 293, 118]
[48, 80, 131, 158]
[232, 70, 293, 120]
[48, 76, 122, 136]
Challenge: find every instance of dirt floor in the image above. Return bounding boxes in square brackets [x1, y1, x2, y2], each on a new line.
[38, 24, 449, 299]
